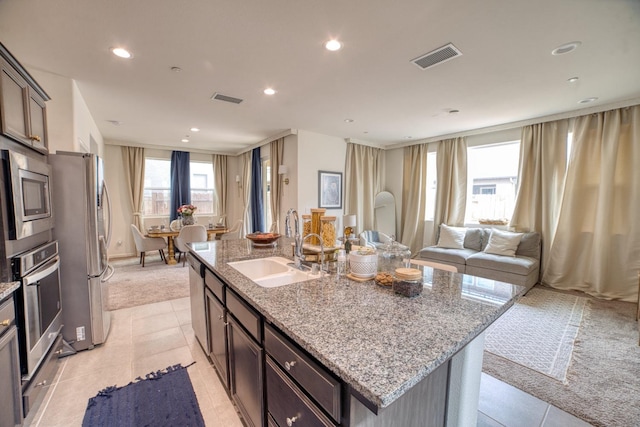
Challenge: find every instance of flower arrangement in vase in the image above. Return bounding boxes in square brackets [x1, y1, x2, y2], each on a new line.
[178, 204, 197, 225]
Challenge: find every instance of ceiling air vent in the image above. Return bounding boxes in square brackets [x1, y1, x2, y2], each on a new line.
[411, 43, 462, 70]
[211, 92, 243, 104]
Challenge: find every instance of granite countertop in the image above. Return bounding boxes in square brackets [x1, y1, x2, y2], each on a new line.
[189, 238, 526, 409]
[0, 281, 20, 301]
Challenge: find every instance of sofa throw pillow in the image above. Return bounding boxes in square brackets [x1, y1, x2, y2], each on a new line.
[437, 224, 466, 249]
[484, 229, 523, 257]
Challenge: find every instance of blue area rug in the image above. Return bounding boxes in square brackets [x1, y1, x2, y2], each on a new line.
[82, 364, 204, 427]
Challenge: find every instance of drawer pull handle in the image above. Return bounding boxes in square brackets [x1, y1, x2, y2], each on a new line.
[286, 416, 298, 426]
[284, 360, 297, 371]
[218, 315, 224, 320]
[29, 135, 42, 142]
[0, 319, 10, 326]
[36, 380, 47, 387]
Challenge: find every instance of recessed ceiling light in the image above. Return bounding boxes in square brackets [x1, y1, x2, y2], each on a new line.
[551, 41, 581, 56]
[449, 109, 460, 114]
[170, 66, 182, 72]
[325, 39, 342, 51]
[111, 47, 132, 59]
[567, 77, 579, 83]
[190, 127, 200, 132]
[344, 119, 354, 123]
[181, 138, 189, 143]
[578, 97, 598, 104]
[404, 136, 413, 139]
[263, 88, 276, 95]
[106, 120, 122, 126]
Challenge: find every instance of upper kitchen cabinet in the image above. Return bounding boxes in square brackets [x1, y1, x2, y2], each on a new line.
[0, 43, 50, 154]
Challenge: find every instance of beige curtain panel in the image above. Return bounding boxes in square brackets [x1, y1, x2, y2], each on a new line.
[543, 105, 640, 301]
[270, 138, 284, 233]
[432, 137, 467, 244]
[121, 146, 145, 230]
[510, 120, 569, 273]
[344, 143, 384, 231]
[241, 151, 252, 238]
[401, 143, 429, 254]
[212, 154, 227, 218]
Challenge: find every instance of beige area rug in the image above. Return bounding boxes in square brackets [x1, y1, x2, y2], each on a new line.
[484, 287, 588, 382]
[106, 255, 189, 311]
[483, 285, 640, 427]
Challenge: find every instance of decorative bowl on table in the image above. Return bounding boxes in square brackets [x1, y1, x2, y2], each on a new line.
[148, 225, 160, 232]
[246, 232, 281, 247]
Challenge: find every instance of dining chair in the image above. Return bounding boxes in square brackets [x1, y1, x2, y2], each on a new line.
[409, 258, 458, 273]
[130, 224, 167, 267]
[221, 219, 243, 241]
[174, 224, 207, 266]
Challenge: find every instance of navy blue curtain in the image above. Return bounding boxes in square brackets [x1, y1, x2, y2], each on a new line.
[170, 151, 191, 221]
[250, 147, 264, 232]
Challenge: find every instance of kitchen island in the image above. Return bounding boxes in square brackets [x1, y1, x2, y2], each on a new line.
[188, 238, 526, 427]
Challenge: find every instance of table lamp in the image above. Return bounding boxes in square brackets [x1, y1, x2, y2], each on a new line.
[343, 214, 356, 239]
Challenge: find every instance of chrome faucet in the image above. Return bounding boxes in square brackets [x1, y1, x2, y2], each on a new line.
[301, 233, 325, 273]
[285, 208, 302, 268]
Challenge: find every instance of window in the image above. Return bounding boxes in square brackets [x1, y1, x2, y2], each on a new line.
[465, 142, 520, 223]
[190, 161, 215, 215]
[142, 158, 215, 216]
[143, 159, 171, 216]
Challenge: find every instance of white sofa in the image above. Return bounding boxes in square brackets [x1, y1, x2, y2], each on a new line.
[417, 227, 541, 289]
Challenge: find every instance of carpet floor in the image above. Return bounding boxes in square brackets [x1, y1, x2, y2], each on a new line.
[485, 287, 588, 382]
[483, 285, 640, 427]
[106, 255, 189, 311]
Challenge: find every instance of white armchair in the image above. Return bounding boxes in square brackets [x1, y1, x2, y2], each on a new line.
[174, 225, 207, 266]
[359, 230, 393, 249]
[130, 224, 167, 267]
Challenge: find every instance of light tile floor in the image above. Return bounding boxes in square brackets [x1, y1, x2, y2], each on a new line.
[27, 298, 243, 427]
[27, 297, 592, 427]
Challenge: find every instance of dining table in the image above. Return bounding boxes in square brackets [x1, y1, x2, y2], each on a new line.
[146, 227, 228, 265]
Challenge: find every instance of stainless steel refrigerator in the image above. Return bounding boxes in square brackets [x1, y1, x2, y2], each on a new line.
[50, 151, 113, 351]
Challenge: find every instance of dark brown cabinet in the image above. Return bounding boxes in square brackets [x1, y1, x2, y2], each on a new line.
[266, 357, 334, 427]
[228, 315, 264, 427]
[205, 287, 229, 389]
[0, 51, 49, 153]
[0, 296, 23, 427]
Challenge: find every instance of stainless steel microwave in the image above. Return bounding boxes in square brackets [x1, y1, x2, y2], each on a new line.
[1, 150, 54, 240]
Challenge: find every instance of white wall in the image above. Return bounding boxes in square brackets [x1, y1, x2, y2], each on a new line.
[27, 69, 104, 156]
[296, 130, 347, 228]
[72, 81, 103, 155]
[104, 143, 135, 257]
[28, 69, 74, 153]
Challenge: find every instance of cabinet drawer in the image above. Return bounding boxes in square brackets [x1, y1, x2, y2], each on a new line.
[0, 297, 16, 336]
[227, 290, 261, 342]
[204, 268, 224, 303]
[23, 334, 62, 416]
[265, 324, 341, 422]
[266, 356, 334, 427]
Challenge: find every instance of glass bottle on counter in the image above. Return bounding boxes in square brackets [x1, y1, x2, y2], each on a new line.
[302, 215, 312, 237]
[377, 239, 411, 273]
[336, 249, 347, 277]
[320, 216, 336, 248]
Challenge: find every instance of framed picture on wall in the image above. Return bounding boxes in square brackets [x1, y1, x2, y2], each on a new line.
[318, 171, 342, 209]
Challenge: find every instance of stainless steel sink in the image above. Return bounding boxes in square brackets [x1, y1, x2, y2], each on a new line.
[228, 257, 320, 288]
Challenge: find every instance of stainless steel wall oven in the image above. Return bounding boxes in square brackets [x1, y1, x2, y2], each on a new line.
[12, 240, 62, 381]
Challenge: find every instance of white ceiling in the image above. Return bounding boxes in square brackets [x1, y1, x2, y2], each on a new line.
[1, 0, 639, 154]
